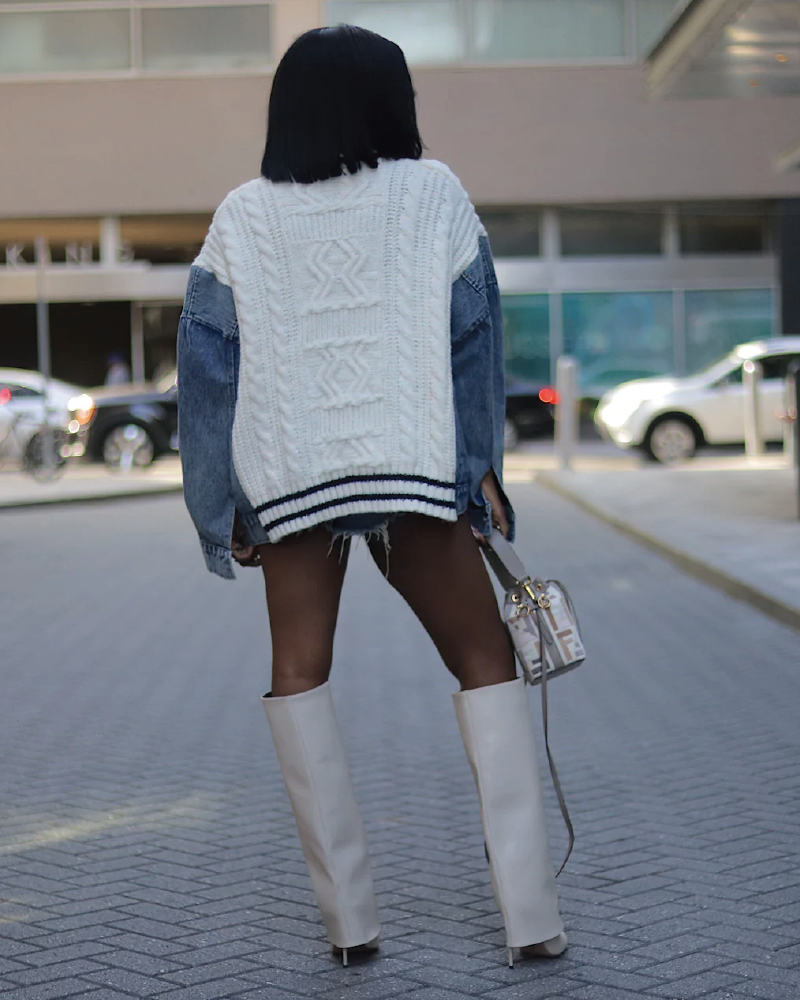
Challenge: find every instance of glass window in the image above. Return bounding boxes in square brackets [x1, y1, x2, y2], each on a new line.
[480, 209, 541, 257]
[635, 0, 683, 56]
[141, 6, 271, 71]
[502, 295, 551, 382]
[684, 289, 774, 374]
[472, 0, 626, 61]
[329, 1, 464, 64]
[3, 384, 43, 400]
[679, 206, 767, 254]
[559, 208, 662, 256]
[563, 291, 674, 396]
[0, 10, 130, 74]
[760, 354, 800, 381]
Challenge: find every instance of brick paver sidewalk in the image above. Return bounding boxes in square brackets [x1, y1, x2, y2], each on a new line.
[1, 485, 799, 999]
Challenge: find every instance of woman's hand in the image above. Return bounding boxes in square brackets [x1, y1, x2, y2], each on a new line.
[231, 538, 262, 567]
[478, 470, 509, 540]
[231, 511, 262, 568]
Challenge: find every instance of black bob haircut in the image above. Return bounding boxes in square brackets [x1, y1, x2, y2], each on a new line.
[261, 25, 423, 184]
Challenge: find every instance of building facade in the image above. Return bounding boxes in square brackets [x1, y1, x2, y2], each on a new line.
[1, 0, 799, 394]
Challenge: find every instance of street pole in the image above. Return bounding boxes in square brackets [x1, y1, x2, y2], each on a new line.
[743, 359, 764, 459]
[34, 236, 56, 474]
[555, 355, 579, 471]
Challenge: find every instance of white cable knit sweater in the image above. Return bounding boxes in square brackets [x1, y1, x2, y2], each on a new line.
[194, 158, 485, 540]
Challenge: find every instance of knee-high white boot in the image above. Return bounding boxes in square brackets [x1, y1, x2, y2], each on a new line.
[453, 678, 566, 966]
[262, 682, 380, 961]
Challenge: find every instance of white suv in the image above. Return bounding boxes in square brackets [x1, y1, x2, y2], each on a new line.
[595, 338, 800, 463]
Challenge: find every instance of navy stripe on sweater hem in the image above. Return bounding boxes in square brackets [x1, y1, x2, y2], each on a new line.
[254, 473, 456, 515]
[261, 493, 457, 533]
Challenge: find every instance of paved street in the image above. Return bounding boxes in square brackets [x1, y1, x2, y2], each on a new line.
[1, 484, 799, 1000]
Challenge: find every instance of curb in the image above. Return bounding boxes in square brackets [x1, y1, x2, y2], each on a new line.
[0, 483, 183, 511]
[538, 473, 800, 635]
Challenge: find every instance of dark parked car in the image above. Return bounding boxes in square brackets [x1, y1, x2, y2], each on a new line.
[86, 371, 178, 469]
[504, 377, 557, 449]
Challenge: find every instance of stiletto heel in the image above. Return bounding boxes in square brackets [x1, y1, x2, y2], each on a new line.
[508, 948, 514, 968]
[332, 936, 380, 965]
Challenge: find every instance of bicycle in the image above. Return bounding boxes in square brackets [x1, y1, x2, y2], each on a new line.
[0, 411, 69, 482]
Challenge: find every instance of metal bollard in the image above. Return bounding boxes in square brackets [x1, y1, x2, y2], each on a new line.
[743, 359, 764, 459]
[790, 361, 800, 520]
[784, 369, 797, 468]
[555, 356, 580, 471]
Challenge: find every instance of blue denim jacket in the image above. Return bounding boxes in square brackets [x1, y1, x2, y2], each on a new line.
[178, 233, 513, 579]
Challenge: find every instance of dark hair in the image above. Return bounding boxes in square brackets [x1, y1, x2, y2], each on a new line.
[261, 25, 423, 184]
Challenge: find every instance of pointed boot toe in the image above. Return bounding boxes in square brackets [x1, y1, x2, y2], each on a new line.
[519, 932, 568, 959]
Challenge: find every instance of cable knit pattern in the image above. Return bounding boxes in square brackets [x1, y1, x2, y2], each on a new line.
[243, 183, 304, 487]
[193, 159, 484, 541]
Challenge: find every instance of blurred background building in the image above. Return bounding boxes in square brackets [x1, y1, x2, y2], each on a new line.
[0, 0, 799, 397]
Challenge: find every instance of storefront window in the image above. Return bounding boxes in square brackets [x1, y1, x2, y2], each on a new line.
[0, 3, 273, 76]
[684, 289, 774, 374]
[0, 10, 130, 74]
[563, 291, 674, 397]
[480, 209, 541, 257]
[636, 0, 683, 56]
[502, 295, 551, 382]
[560, 208, 663, 256]
[679, 206, 768, 255]
[141, 6, 271, 71]
[329, 1, 464, 63]
[472, 0, 626, 61]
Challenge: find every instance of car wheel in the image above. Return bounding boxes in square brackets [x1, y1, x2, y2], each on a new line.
[504, 419, 520, 451]
[103, 423, 155, 471]
[645, 417, 698, 464]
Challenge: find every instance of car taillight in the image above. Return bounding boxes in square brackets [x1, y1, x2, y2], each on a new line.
[539, 387, 560, 405]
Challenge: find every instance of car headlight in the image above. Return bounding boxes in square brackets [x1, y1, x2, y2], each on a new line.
[68, 393, 95, 426]
[597, 396, 645, 430]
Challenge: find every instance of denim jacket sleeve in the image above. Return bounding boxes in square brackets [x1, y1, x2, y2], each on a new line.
[451, 235, 515, 540]
[178, 265, 271, 580]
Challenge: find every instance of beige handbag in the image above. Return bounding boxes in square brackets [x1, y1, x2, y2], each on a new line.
[482, 529, 585, 873]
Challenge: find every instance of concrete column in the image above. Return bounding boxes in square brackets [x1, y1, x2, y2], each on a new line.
[100, 217, 121, 269]
[273, 0, 324, 59]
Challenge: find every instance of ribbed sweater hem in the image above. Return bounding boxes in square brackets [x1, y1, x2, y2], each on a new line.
[257, 475, 457, 540]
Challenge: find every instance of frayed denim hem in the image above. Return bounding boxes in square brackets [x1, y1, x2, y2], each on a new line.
[326, 514, 396, 576]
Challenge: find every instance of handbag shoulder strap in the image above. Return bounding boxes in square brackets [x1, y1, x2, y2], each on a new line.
[482, 528, 529, 590]
[481, 530, 575, 877]
[535, 603, 575, 877]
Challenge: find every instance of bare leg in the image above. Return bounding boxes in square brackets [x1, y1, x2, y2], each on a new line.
[368, 514, 516, 690]
[258, 528, 350, 697]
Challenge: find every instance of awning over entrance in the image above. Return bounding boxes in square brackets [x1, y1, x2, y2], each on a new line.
[0, 263, 189, 306]
[647, 0, 800, 100]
